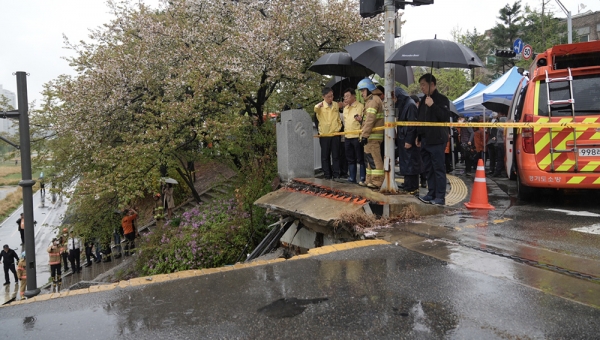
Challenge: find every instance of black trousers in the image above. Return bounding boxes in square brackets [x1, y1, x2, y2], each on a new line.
[69, 248, 81, 272]
[421, 141, 447, 201]
[19, 228, 24, 244]
[319, 136, 341, 179]
[50, 264, 62, 282]
[85, 245, 97, 264]
[62, 252, 70, 271]
[3, 263, 17, 283]
[124, 233, 136, 255]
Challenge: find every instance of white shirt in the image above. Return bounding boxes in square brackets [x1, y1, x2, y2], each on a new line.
[68, 237, 81, 250]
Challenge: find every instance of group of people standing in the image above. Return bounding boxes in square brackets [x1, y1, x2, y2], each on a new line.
[457, 113, 507, 177]
[315, 73, 452, 205]
[45, 208, 139, 287]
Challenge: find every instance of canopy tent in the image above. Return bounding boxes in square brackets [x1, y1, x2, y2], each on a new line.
[453, 82, 486, 112]
[463, 66, 523, 111]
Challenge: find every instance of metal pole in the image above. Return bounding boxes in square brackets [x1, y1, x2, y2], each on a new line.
[555, 0, 572, 43]
[380, 0, 398, 193]
[15, 71, 40, 298]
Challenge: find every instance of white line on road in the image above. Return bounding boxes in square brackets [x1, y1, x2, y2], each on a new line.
[546, 208, 600, 217]
[572, 224, 600, 235]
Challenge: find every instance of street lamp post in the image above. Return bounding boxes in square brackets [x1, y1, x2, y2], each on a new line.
[2, 71, 40, 298]
[555, 0, 573, 44]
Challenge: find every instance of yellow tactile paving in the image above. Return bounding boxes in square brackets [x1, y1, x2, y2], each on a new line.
[0, 240, 390, 308]
[446, 174, 468, 206]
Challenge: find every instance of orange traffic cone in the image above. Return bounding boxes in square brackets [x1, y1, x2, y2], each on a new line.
[464, 159, 495, 210]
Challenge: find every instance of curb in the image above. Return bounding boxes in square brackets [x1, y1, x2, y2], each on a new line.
[0, 239, 390, 308]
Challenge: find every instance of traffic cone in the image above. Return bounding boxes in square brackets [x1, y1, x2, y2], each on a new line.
[464, 159, 495, 210]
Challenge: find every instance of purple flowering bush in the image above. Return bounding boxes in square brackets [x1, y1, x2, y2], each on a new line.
[137, 198, 249, 275]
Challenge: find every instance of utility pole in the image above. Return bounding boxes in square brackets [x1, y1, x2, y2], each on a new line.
[1, 72, 40, 298]
[380, 0, 399, 193]
[359, 0, 434, 193]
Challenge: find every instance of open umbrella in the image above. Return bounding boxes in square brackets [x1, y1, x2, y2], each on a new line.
[482, 97, 511, 114]
[345, 40, 414, 86]
[309, 52, 372, 78]
[386, 38, 484, 69]
[161, 177, 178, 185]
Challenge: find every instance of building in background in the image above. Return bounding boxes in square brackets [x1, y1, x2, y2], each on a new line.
[571, 10, 600, 42]
[0, 84, 18, 135]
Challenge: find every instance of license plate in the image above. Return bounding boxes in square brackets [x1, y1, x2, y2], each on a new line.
[579, 148, 600, 157]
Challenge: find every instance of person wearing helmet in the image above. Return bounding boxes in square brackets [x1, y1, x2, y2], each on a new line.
[357, 78, 385, 189]
[314, 86, 343, 180]
[17, 251, 26, 298]
[415, 74, 451, 206]
[48, 238, 63, 285]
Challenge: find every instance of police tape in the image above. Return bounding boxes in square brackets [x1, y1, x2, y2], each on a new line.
[315, 121, 600, 137]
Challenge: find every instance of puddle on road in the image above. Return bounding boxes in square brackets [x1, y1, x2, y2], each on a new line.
[257, 297, 329, 318]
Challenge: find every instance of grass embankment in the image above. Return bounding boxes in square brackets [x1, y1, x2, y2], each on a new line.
[0, 163, 42, 221]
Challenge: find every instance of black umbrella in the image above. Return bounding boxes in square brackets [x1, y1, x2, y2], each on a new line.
[345, 40, 414, 86]
[482, 97, 511, 114]
[309, 52, 373, 78]
[324, 76, 361, 101]
[386, 38, 484, 69]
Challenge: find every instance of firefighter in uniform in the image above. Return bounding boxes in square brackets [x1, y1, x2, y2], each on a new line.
[47, 238, 62, 286]
[357, 78, 385, 188]
[17, 252, 26, 298]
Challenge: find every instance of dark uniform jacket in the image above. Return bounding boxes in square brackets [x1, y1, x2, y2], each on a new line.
[0, 248, 19, 265]
[416, 89, 450, 145]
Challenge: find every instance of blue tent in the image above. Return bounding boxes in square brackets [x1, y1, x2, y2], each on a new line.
[453, 82, 486, 112]
[463, 66, 524, 111]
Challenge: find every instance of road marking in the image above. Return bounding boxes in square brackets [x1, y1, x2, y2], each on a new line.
[572, 224, 600, 235]
[546, 208, 600, 217]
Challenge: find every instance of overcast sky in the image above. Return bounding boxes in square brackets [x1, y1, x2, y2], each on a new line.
[1, 0, 597, 107]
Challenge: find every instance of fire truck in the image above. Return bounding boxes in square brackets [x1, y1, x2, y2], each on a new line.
[505, 40, 600, 199]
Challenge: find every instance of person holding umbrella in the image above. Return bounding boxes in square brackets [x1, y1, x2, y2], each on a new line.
[415, 74, 451, 205]
[357, 78, 384, 189]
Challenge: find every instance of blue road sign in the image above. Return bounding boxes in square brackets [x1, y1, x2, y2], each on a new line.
[513, 38, 524, 54]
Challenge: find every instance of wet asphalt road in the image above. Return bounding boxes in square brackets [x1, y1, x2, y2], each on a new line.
[1, 244, 599, 339]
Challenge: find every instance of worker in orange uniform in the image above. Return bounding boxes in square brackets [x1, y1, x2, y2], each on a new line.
[357, 78, 384, 189]
[122, 208, 138, 256]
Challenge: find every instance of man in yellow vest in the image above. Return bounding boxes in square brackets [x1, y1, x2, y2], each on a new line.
[342, 88, 365, 185]
[357, 78, 384, 188]
[314, 87, 343, 180]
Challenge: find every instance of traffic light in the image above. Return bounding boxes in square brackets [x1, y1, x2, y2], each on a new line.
[412, 0, 434, 5]
[361, 0, 434, 17]
[360, 0, 384, 18]
[395, 1, 434, 10]
[495, 50, 516, 58]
